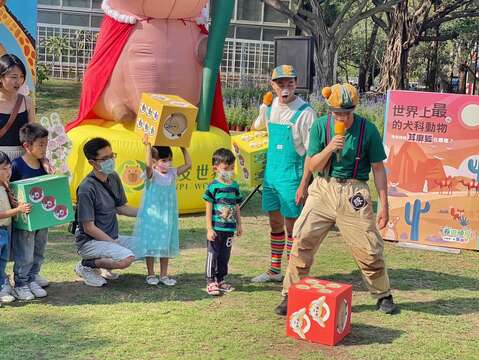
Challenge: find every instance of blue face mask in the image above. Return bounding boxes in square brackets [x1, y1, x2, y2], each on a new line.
[99, 158, 115, 175]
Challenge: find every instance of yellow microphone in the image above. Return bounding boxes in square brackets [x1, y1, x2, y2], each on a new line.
[334, 121, 346, 162]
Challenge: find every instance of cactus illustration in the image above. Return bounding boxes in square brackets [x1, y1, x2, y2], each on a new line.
[468, 158, 479, 182]
[459, 215, 470, 228]
[404, 199, 430, 241]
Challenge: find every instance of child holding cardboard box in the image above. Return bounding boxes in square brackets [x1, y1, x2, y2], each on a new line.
[10, 123, 51, 300]
[0, 151, 31, 305]
[130, 135, 192, 286]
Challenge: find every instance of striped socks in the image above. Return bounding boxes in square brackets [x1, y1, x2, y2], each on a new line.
[286, 234, 294, 261]
[269, 232, 286, 275]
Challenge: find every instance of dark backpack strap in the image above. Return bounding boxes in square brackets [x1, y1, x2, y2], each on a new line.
[90, 175, 122, 207]
[352, 118, 366, 179]
[69, 186, 80, 235]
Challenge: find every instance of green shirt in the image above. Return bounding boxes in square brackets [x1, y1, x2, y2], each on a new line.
[307, 114, 386, 181]
[203, 180, 242, 232]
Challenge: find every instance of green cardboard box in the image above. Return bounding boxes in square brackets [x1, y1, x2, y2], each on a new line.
[11, 175, 74, 231]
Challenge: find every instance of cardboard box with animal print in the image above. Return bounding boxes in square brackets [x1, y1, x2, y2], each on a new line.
[231, 131, 268, 188]
[11, 175, 74, 231]
[134, 93, 197, 147]
[286, 277, 352, 346]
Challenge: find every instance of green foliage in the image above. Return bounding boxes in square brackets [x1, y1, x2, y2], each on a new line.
[36, 63, 50, 86]
[43, 36, 71, 59]
[223, 86, 269, 129]
[222, 86, 269, 108]
[310, 99, 330, 117]
[225, 105, 259, 129]
[356, 102, 386, 136]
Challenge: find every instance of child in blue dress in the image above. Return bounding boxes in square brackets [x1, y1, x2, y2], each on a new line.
[132, 136, 191, 286]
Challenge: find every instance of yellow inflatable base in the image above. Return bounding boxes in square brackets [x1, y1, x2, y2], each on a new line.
[67, 120, 231, 214]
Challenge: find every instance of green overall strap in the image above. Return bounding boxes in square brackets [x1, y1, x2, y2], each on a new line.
[289, 103, 310, 125]
[266, 105, 272, 121]
[266, 103, 310, 124]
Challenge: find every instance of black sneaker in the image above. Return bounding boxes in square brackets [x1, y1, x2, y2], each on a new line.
[275, 296, 288, 316]
[376, 295, 397, 314]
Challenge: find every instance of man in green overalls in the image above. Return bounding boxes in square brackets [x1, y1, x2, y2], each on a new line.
[251, 65, 316, 283]
[275, 83, 396, 315]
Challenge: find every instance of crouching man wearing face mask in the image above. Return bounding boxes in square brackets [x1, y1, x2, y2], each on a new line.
[251, 65, 317, 284]
[73, 137, 138, 287]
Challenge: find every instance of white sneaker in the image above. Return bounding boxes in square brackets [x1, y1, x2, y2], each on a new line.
[33, 274, 49, 288]
[29, 281, 47, 298]
[146, 275, 160, 285]
[75, 262, 107, 287]
[159, 276, 177, 286]
[14, 285, 35, 301]
[0, 281, 15, 303]
[98, 269, 120, 280]
[251, 272, 283, 283]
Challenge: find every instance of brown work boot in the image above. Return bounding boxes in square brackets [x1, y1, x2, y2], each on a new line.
[275, 296, 288, 316]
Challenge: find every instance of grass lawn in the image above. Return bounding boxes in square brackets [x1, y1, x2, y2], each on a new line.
[0, 80, 477, 359]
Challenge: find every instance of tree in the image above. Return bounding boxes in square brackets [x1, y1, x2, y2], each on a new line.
[262, 0, 402, 90]
[71, 30, 92, 82]
[374, 0, 479, 91]
[43, 35, 70, 79]
[357, 20, 380, 92]
[447, 17, 479, 93]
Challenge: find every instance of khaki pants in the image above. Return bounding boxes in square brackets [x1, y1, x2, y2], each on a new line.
[283, 177, 391, 299]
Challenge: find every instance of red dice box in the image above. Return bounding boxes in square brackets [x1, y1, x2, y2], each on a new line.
[286, 277, 352, 346]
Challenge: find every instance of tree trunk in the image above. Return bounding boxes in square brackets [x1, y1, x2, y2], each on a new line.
[313, 35, 337, 92]
[51, 53, 55, 78]
[426, 26, 440, 91]
[377, 1, 409, 91]
[458, 63, 467, 94]
[399, 46, 410, 89]
[358, 22, 379, 93]
[378, 0, 434, 91]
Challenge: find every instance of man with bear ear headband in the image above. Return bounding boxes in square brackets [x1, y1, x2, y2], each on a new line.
[275, 83, 396, 316]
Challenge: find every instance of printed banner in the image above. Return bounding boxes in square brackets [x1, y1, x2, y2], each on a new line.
[0, 0, 37, 95]
[382, 90, 479, 250]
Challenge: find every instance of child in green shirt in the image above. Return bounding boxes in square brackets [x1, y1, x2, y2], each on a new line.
[203, 148, 242, 296]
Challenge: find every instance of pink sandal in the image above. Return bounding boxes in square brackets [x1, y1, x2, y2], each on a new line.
[207, 282, 221, 296]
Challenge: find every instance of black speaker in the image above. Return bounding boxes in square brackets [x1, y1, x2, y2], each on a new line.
[274, 36, 314, 92]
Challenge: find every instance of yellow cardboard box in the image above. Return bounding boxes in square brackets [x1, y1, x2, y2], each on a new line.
[231, 130, 268, 187]
[135, 93, 198, 147]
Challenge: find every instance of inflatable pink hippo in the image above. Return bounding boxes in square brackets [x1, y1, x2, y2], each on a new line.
[66, 0, 232, 133]
[93, 0, 209, 122]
